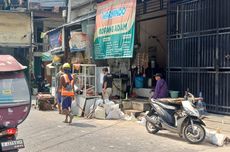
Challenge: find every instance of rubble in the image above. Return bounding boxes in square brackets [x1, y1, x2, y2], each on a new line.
[93, 99, 125, 120]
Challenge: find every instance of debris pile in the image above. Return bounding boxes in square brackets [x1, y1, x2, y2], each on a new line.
[92, 99, 125, 120]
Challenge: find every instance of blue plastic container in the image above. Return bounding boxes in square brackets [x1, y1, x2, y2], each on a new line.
[135, 76, 144, 88]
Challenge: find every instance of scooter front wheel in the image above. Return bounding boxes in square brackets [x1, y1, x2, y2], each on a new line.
[183, 123, 206, 144]
[145, 115, 160, 134]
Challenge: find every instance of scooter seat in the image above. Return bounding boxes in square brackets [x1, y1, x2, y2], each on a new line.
[156, 101, 177, 110]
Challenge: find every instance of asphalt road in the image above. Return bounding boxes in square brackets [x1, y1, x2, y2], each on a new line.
[18, 109, 229, 152]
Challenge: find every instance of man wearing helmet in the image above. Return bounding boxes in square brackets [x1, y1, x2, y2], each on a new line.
[60, 63, 75, 123]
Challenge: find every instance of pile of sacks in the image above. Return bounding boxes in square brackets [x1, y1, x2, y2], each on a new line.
[91, 99, 125, 120]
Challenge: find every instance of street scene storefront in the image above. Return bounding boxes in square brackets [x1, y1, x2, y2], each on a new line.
[31, 1, 230, 146]
[37, 0, 230, 115]
[1, 0, 230, 151]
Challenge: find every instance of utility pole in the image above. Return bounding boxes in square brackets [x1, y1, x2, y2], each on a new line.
[67, 0, 72, 23]
[62, 0, 71, 62]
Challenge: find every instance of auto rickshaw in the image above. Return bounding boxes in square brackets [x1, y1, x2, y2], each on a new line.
[0, 55, 31, 151]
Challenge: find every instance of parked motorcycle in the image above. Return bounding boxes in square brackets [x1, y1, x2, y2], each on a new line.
[0, 55, 31, 151]
[145, 91, 206, 144]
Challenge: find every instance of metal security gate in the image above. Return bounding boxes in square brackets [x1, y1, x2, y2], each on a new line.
[167, 0, 230, 114]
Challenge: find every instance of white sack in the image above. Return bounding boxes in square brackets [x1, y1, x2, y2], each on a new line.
[95, 106, 106, 120]
[205, 128, 227, 146]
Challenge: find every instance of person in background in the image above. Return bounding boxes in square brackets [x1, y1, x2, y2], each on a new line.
[3, 0, 11, 10]
[152, 73, 168, 99]
[102, 68, 113, 100]
[18, 0, 24, 6]
[60, 63, 74, 124]
[53, 66, 63, 114]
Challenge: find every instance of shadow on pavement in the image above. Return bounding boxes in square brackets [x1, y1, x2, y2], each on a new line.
[69, 122, 96, 128]
[156, 132, 184, 141]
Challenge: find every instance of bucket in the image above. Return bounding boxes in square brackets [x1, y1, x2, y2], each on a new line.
[169, 91, 179, 98]
[135, 76, 144, 88]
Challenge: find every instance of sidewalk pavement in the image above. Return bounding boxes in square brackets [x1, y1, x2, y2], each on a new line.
[31, 95, 230, 137]
[203, 113, 230, 137]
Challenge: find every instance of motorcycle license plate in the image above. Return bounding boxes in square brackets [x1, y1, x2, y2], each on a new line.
[1, 139, 24, 151]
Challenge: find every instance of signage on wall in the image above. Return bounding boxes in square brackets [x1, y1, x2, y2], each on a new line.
[69, 32, 89, 52]
[48, 29, 62, 51]
[29, 0, 66, 10]
[94, 0, 136, 59]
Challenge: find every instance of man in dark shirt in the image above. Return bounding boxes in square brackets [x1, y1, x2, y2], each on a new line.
[102, 68, 113, 100]
[152, 73, 168, 99]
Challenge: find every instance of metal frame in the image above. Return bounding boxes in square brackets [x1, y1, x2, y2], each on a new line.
[136, 0, 167, 16]
[72, 64, 97, 97]
[167, 0, 230, 114]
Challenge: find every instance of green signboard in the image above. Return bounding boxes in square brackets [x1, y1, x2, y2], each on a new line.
[94, 0, 136, 59]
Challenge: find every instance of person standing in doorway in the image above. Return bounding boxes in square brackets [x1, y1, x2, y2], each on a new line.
[102, 68, 113, 100]
[53, 66, 63, 114]
[152, 73, 168, 99]
[60, 63, 74, 124]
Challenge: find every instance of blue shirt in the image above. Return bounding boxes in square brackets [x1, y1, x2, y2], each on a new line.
[153, 79, 168, 99]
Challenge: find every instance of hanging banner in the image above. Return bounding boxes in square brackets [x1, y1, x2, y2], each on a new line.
[41, 52, 52, 62]
[69, 32, 89, 52]
[94, 0, 136, 59]
[48, 30, 62, 52]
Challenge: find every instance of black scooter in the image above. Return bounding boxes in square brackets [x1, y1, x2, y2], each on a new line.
[145, 91, 206, 144]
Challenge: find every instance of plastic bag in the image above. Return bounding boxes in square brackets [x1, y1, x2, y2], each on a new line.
[95, 99, 104, 105]
[104, 99, 110, 104]
[71, 101, 78, 115]
[206, 129, 227, 146]
[106, 104, 124, 120]
[124, 113, 137, 121]
[103, 101, 115, 115]
[137, 117, 146, 126]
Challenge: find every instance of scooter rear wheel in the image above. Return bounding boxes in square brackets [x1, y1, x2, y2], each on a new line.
[145, 115, 160, 134]
[183, 123, 206, 144]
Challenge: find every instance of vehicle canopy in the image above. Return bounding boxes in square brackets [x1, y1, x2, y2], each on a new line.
[0, 55, 31, 128]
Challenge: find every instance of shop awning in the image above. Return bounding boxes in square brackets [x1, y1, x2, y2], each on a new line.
[42, 52, 52, 62]
[65, 12, 96, 27]
[42, 12, 96, 36]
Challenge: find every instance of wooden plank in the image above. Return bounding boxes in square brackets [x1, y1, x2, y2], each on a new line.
[158, 98, 203, 104]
